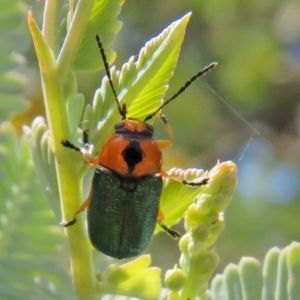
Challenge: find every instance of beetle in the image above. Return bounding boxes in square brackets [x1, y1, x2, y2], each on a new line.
[61, 34, 217, 259]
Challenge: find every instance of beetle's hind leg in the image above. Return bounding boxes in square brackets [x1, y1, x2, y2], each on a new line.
[157, 170, 208, 238]
[61, 130, 98, 166]
[157, 210, 180, 238]
[158, 220, 181, 238]
[60, 193, 91, 227]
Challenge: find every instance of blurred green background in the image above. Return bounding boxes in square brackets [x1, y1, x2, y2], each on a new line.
[2, 0, 300, 281]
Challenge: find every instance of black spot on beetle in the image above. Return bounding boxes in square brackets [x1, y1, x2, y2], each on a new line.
[121, 140, 145, 173]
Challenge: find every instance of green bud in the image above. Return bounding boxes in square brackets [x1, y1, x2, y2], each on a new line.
[196, 194, 215, 214]
[165, 268, 186, 291]
[185, 203, 201, 231]
[191, 224, 210, 241]
[198, 252, 219, 273]
[179, 233, 190, 254]
[167, 291, 181, 300]
[188, 239, 204, 256]
[220, 167, 238, 189]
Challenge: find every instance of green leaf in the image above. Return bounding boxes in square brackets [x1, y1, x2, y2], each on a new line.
[211, 274, 226, 300]
[73, 0, 124, 71]
[28, 11, 57, 71]
[125, 12, 192, 120]
[276, 247, 289, 300]
[239, 257, 262, 300]
[157, 168, 208, 230]
[98, 256, 161, 299]
[224, 264, 243, 300]
[262, 247, 280, 300]
[287, 242, 300, 299]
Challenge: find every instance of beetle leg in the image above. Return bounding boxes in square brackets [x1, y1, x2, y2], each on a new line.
[61, 130, 98, 166]
[60, 193, 91, 227]
[157, 210, 180, 238]
[156, 115, 209, 186]
[156, 114, 174, 149]
[160, 169, 209, 186]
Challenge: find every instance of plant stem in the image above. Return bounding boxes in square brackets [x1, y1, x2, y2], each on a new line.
[28, 11, 97, 299]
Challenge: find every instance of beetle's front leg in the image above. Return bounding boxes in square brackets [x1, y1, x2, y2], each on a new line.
[160, 169, 209, 186]
[61, 130, 98, 166]
[156, 114, 174, 149]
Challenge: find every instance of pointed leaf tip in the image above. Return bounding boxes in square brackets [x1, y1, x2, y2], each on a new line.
[181, 11, 192, 22]
[28, 11, 34, 25]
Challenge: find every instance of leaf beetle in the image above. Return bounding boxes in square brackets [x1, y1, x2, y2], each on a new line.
[61, 35, 216, 259]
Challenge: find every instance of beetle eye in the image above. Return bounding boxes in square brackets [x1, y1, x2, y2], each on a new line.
[115, 122, 125, 130]
[145, 124, 154, 133]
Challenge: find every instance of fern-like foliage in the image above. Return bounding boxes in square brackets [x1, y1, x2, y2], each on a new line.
[0, 0, 29, 122]
[207, 242, 300, 300]
[24, 117, 61, 219]
[0, 123, 73, 300]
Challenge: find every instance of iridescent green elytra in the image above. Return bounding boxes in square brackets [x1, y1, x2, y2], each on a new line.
[88, 167, 162, 259]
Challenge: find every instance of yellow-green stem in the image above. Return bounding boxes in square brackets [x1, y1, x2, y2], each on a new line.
[28, 12, 97, 299]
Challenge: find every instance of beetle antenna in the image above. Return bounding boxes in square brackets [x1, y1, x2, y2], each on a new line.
[144, 62, 217, 122]
[96, 34, 126, 120]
